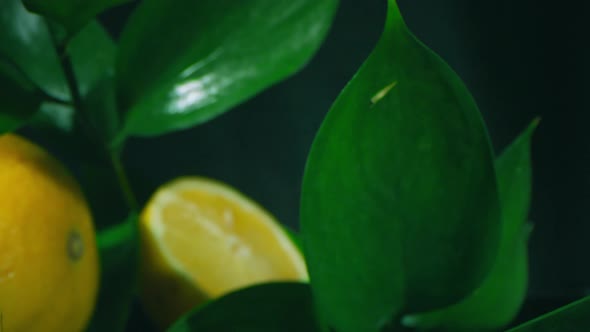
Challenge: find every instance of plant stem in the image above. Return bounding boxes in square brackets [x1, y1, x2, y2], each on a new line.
[56, 46, 83, 115]
[48, 22, 94, 143]
[110, 151, 139, 211]
[47, 21, 139, 212]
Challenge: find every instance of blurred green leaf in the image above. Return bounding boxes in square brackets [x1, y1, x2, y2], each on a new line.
[86, 214, 138, 332]
[506, 296, 590, 332]
[493, 120, 538, 256]
[70, 21, 119, 145]
[23, 0, 131, 36]
[402, 120, 539, 331]
[26, 21, 116, 141]
[0, 60, 43, 133]
[300, 1, 500, 331]
[167, 283, 320, 332]
[0, 0, 116, 137]
[116, 0, 338, 138]
[29, 102, 75, 132]
[0, 0, 69, 100]
[68, 21, 116, 98]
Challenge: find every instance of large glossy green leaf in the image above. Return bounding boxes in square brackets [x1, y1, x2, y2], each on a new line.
[402, 120, 539, 331]
[506, 296, 590, 332]
[167, 283, 320, 332]
[116, 0, 338, 137]
[23, 0, 131, 35]
[0, 61, 43, 133]
[86, 214, 138, 332]
[0, 0, 68, 100]
[300, 1, 501, 331]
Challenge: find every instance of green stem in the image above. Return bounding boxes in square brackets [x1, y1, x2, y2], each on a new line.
[110, 150, 138, 211]
[47, 21, 93, 141]
[47, 20, 139, 212]
[56, 46, 83, 113]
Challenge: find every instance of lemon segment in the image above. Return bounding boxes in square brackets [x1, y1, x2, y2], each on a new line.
[140, 177, 307, 328]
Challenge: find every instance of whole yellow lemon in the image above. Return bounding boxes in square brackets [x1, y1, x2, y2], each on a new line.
[0, 134, 99, 332]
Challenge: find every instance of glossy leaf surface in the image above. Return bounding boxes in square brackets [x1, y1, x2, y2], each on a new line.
[0, 0, 117, 140]
[0, 0, 68, 100]
[23, 0, 131, 35]
[300, 1, 500, 331]
[86, 214, 138, 332]
[402, 120, 539, 331]
[116, 0, 338, 137]
[167, 283, 320, 332]
[0, 1, 115, 104]
[507, 296, 590, 332]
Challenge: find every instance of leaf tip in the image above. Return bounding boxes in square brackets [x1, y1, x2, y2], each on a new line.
[530, 116, 541, 131]
[521, 116, 541, 142]
[507, 117, 540, 149]
[385, 0, 405, 28]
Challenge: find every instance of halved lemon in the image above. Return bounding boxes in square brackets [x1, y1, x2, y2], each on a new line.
[139, 177, 308, 328]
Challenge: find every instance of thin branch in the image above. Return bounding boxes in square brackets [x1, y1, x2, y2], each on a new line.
[46, 19, 139, 211]
[110, 150, 139, 211]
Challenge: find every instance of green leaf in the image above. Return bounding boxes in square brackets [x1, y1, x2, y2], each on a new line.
[116, 0, 338, 137]
[0, 0, 69, 100]
[167, 283, 321, 332]
[86, 214, 138, 332]
[506, 296, 590, 332]
[29, 102, 75, 133]
[23, 0, 131, 36]
[70, 21, 119, 144]
[494, 119, 539, 249]
[300, 1, 501, 331]
[0, 0, 115, 98]
[0, 0, 117, 136]
[26, 20, 116, 140]
[68, 21, 117, 98]
[0, 60, 43, 133]
[402, 119, 539, 331]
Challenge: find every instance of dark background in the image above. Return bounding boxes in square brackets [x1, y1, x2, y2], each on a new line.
[54, 0, 589, 328]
